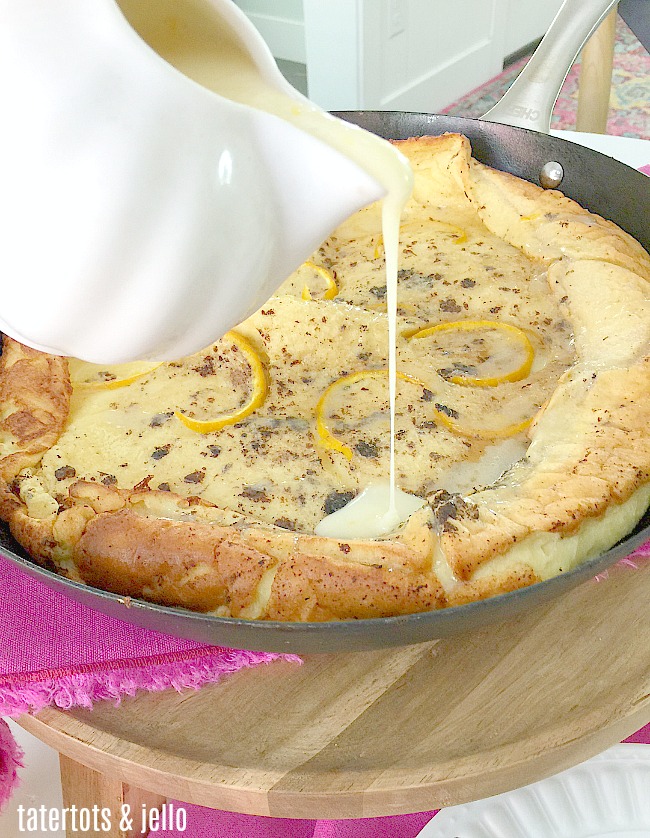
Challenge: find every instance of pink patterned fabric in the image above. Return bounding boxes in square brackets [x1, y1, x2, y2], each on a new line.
[443, 17, 650, 140]
[552, 17, 650, 138]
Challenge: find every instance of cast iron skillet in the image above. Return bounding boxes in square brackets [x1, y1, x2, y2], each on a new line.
[1, 0, 648, 652]
[2, 114, 649, 652]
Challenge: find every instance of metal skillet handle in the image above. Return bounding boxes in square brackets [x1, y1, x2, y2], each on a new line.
[483, 0, 619, 133]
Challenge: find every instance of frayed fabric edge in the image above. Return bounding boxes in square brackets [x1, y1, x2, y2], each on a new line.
[594, 543, 650, 582]
[0, 718, 24, 811]
[0, 651, 300, 719]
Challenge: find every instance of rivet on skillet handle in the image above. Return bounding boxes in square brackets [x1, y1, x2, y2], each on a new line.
[482, 0, 619, 187]
[539, 161, 564, 189]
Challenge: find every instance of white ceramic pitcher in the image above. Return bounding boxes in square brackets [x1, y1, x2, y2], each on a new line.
[0, 0, 390, 362]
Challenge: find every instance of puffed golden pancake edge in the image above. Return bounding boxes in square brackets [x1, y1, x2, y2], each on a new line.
[0, 134, 648, 621]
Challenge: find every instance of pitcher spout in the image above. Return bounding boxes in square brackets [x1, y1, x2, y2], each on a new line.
[245, 111, 387, 314]
[0, 0, 408, 362]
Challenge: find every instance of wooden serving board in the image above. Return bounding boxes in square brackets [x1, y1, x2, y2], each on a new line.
[19, 558, 650, 820]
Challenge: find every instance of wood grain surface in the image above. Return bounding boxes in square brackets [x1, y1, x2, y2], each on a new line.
[19, 559, 650, 819]
[59, 755, 166, 838]
[576, 5, 618, 133]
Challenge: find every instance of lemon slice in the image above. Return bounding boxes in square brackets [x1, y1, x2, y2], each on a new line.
[408, 320, 534, 387]
[300, 261, 338, 301]
[176, 331, 268, 434]
[315, 369, 426, 460]
[69, 359, 161, 390]
[432, 406, 533, 440]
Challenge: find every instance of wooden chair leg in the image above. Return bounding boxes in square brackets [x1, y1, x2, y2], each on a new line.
[59, 754, 167, 838]
[576, 5, 618, 133]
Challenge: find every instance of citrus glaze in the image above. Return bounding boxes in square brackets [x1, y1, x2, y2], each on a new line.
[116, 0, 418, 537]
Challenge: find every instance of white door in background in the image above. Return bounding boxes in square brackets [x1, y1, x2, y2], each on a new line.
[232, 0, 567, 112]
[503, 0, 565, 59]
[304, 0, 508, 112]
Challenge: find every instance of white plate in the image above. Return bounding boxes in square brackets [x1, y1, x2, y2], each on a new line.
[418, 744, 650, 838]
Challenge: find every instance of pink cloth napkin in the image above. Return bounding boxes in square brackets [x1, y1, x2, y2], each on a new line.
[0, 552, 300, 809]
[158, 809, 437, 838]
[0, 555, 299, 719]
